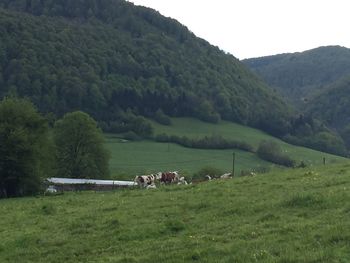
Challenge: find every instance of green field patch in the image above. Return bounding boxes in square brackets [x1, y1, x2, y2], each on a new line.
[106, 117, 347, 178]
[282, 194, 327, 209]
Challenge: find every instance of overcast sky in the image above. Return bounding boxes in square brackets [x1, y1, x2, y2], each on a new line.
[129, 0, 350, 59]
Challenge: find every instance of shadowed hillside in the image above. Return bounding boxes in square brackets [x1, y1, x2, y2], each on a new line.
[0, 0, 291, 136]
[243, 46, 350, 107]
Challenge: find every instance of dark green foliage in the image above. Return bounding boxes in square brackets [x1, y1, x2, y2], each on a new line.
[244, 46, 350, 107]
[154, 133, 254, 152]
[153, 108, 171, 125]
[340, 124, 350, 149]
[101, 110, 153, 138]
[0, 0, 291, 138]
[0, 97, 52, 197]
[284, 132, 347, 157]
[283, 114, 348, 156]
[306, 76, 350, 130]
[53, 111, 110, 179]
[245, 46, 350, 153]
[257, 140, 295, 167]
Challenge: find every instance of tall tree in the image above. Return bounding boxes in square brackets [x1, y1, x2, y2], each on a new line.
[54, 111, 110, 178]
[0, 97, 52, 198]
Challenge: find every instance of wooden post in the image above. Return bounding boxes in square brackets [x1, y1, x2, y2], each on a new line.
[323, 157, 326, 165]
[232, 152, 236, 177]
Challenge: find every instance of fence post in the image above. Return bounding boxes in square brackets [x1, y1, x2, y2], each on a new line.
[232, 152, 235, 177]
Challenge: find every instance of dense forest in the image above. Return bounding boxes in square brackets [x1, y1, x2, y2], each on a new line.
[244, 46, 350, 151]
[0, 0, 292, 137]
[243, 46, 350, 107]
[305, 75, 350, 144]
[0, 0, 346, 155]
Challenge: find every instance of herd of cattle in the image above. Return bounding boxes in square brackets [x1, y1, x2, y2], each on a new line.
[134, 171, 233, 189]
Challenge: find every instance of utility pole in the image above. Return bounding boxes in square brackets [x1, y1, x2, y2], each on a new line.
[232, 152, 236, 177]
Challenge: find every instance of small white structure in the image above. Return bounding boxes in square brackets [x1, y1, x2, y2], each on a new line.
[46, 178, 136, 191]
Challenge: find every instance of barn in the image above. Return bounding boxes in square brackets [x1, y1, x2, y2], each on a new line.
[45, 178, 136, 192]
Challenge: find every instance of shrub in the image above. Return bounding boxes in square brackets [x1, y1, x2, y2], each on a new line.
[257, 140, 295, 167]
[153, 109, 172, 125]
[154, 134, 254, 152]
[123, 131, 141, 141]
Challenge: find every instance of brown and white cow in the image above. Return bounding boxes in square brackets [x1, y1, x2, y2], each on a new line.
[134, 174, 156, 188]
[157, 171, 180, 184]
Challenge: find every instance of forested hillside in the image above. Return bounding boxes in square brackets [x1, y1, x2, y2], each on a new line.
[243, 46, 350, 107]
[0, 0, 292, 136]
[305, 75, 350, 146]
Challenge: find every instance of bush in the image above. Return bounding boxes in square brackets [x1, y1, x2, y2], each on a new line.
[284, 131, 347, 157]
[122, 131, 141, 141]
[153, 109, 172, 125]
[154, 134, 254, 152]
[257, 140, 295, 167]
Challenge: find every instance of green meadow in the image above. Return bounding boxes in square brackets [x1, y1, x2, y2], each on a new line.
[2, 162, 350, 262]
[106, 118, 347, 178]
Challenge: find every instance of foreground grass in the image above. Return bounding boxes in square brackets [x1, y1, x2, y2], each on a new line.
[2, 163, 350, 262]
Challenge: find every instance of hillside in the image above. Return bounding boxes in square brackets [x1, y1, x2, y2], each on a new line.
[2, 162, 350, 262]
[0, 0, 291, 136]
[305, 75, 350, 145]
[243, 46, 350, 107]
[105, 118, 347, 177]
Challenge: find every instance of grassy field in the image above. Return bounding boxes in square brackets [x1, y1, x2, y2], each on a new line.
[105, 138, 271, 179]
[2, 162, 350, 262]
[106, 118, 347, 178]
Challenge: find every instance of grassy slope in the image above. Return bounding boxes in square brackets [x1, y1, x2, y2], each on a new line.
[106, 139, 270, 179]
[2, 163, 350, 262]
[106, 118, 347, 178]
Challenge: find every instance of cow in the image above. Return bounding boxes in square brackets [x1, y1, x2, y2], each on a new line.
[220, 173, 232, 179]
[205, 175, 212, 181]
[146, 184, 157, 189]
[158, 171, 180, 184]
[177, 177, 188, 185]
[134, 174, 156, 188]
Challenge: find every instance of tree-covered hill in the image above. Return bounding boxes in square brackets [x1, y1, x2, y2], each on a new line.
[0, 0, 291, 136]
[305, 75, 350, 146]
[243, 46, 350, 107]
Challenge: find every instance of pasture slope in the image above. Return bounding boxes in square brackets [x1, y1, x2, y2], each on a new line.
[2, 162, 350, 262]
[106, 117, 346, 178]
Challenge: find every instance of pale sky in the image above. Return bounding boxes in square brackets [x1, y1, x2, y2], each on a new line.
[129, 0, 350, 59]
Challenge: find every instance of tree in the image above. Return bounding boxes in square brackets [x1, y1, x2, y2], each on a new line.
[257, 140, 295, 167]
[54, 111, 110, 179]
[0, 97, 52, 198]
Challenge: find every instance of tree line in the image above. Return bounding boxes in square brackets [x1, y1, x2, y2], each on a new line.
[0, 97, 110, 198]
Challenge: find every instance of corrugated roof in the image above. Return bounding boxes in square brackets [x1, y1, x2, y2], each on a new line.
[46, 177, 136, 186]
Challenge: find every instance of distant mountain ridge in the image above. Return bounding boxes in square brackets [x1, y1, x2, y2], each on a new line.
[243, 46, 350, 107]
[0, 0, 292, 136]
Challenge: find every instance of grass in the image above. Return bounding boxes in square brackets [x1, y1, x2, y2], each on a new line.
[2, 162, 350, 262]
[105, 139, 271, 179]
[106, 117, 347, 178]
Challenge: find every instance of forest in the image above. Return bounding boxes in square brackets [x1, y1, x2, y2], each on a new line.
[0, 0, 346, 155]
[243, 46, 350, 107]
